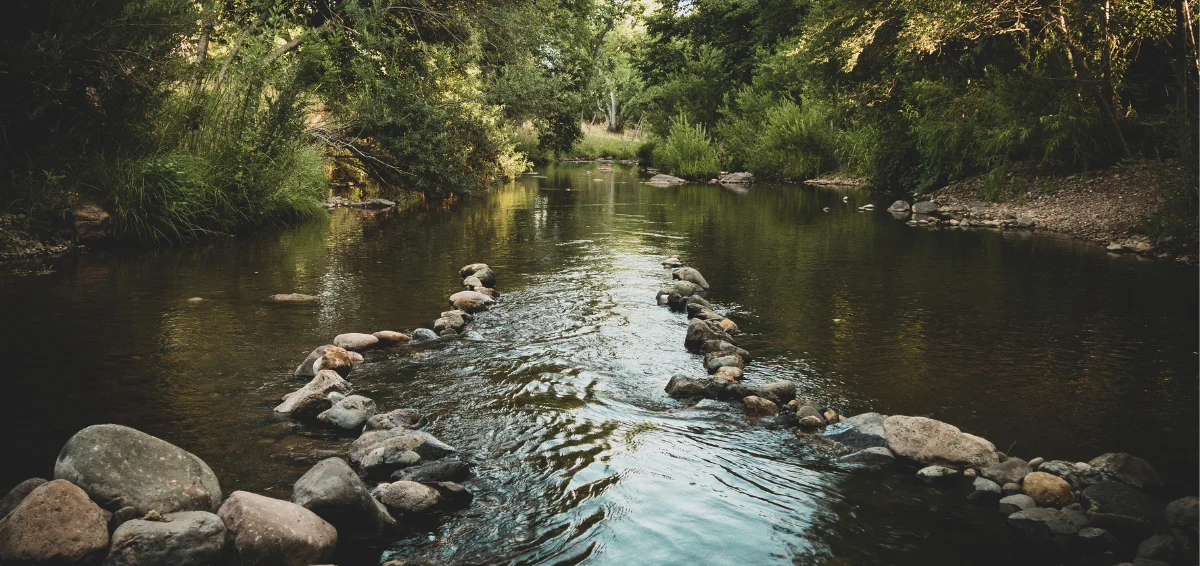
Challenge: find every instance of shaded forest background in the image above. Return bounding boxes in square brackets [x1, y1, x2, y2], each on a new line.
[1, 0, 1196, 244]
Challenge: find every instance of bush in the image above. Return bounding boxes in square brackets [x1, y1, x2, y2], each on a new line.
[653, 115, 721, 178]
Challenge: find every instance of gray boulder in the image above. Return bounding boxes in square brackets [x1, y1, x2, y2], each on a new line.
[1078, 527, 1122, 552]
[1080, 481, 1166, 543]
[888, 200, 911, 213]
[719, 172, 754, 184]
[968, 477, 1002, 502]
[469, 267, 497, 288]
[317, 395, 377, 431]
[883, 415, 998, 468]
[1136, 534, 1180, 564]
[664, 376, 722, 400]
[350, 429, 455, 465]
[410, 328, 439, 343]
[760, 381, 797, 405]
[1088, 453, 1163, 489]
[981, 458, 1032, 486]
[376, 481, 441, 515]
[0, 479, 110, 564]
[1165, 497, 1199, 540]
[684, 318, 733, 352]
[292, 458, 395, 539]
[820, 412, 887, 449]
[672, 267, 710, 290]
[838, 447, 894, 466]
[701, 340, 751, 361]
[998, 494, 1037, 515]
[105, 511, 227, 566]
[647, 174, 687, 186]
[54, 424, 222, 514]
[912, 201, 939, 214]
[218, 491, 337, 566]
[659, 280, 702, 310]
[704, 354, 745, 374]
[0, 478, 47, 520]
[1007, 507, 1088, 539]
[390, 460, 473, 483]
[364, 409, 427, 432]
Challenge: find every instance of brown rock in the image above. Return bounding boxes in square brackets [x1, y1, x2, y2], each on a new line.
[717, 319, 739, 334]
[743, 396, 778, 417]
[448, 291, 495, 313]
[714, 366, 743, 380]
[377, 482, 441, 515]
[0, 480, 109, 564]
[218, 491, 337, 566]
[333, 332, 379, 351]
[372, 331, 411, 345]
[72, 200, 112, 241]
[1023, 471, 1073, 506]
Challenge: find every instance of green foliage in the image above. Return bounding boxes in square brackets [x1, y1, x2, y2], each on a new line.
[571, 131, 643, 160]
[718, 91, 838, 179]
[653, 115, 721, 178]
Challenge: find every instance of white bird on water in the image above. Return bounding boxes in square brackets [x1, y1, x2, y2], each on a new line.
[843, 196, 849, 202]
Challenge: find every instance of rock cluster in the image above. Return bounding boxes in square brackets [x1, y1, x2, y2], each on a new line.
[814, 411, 1196, 564]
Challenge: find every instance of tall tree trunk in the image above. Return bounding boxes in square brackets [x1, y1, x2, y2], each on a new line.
[606, 88, 621, 133]
[1054, 9, 1131, 158]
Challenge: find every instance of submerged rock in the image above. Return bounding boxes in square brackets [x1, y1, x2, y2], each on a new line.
[106, 511, 227, 566]
[998, 494, 1037, 515]
[219, 491, 337, 566]
[839, 447, 895, 465]
[350, 429, 456, 466]
[1088, 453, 1163, 489]
[268, 293, 319, 303]
[0, 480, 109, 564]
[54, 424, 222, 514]
[981, 458, 1032, 486]
[883, 415, 998, 468]
[647, 174, 687, 186]
[390, 460, 473, 483]
[820, 412, 887, 449]
[1080, 481, 1166, 543]
[364, 409, 427, 432]
[292, 458, 395, 539]
[410, 328, 439, 343]
[1008, 507, 1088, 539]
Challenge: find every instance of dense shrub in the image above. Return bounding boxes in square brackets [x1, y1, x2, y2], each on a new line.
[653, 115, 721, 179]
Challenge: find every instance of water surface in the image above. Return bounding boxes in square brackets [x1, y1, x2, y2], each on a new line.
[0, 163, 1195, 565]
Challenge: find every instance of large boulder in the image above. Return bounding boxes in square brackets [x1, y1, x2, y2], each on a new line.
[1080, 481, 1167, 543]
[0, 480, 110, 564]
[912, 201, 939, 214]
[105, 511, 227, 566]
[317, 395, 377, 431]
[218, 491, 337, 566]
[981, 458, 1032, 486]
[73, 200, 113, 241]
[333, 332, 379, 352]
[672, 267, 710, 290]
[350, 429, 456, 466]
[458, 263, 489, 278]
[820, 412, 887, 449]
[448, 291, 495, 313]
[292, 458, 395, 539]
[54, 424, 221, 514]
[0, 478, 48, 520]
[390, 460, 473, 483]
[375, 482, 441, 515]
[883, 416, 999, 468]
[468, 267, 496, 288]
[1088, 453, 1163, 489]
[684, 318, 733, 352]
[719, 172, 754, 184]
[1022, 471, 1073, 506]
[888, 200, 911, 213]
[1165, 497, 1199, 540]
[294, 345, 355, 378]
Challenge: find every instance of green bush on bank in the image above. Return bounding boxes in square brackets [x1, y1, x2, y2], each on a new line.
[652, 115, 720, 179]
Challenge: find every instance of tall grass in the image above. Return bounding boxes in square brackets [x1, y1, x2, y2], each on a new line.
[653, 115, 721, 178]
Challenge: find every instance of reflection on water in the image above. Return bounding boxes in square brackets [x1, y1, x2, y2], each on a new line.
[0, 163, 1196, 565]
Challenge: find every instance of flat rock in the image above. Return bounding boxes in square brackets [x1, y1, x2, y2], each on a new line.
[219, 491, 336, 566]
[719, 172, 754, 184]
[269, 293, 319, 303]
[1007, 507, 1088, 539]
[1023, 471, 1073, 506]
[838, 447, 894, 465]
[349, 429, 455, 465]
[981, 458, 1032, 486]
[883, 415, 998, 468]
[647, 174, 687, 186]
[106, 511, 227, 566]
[0, 478, 47, 520]
[54, 424, 221, 514]
[292, 458, 395, 539]
[917, 465, 959, 483]
[390, 460, 473, 483]
[998, 494, 1037, 515]
[333, 332, 379, 351]
[743, 396, 778, 417]
[276, 371, 350, 420]
[0, 480, 109, 564]
[820, 412, 886, 449]
[912, 201, 939, 214]
[364, 409, 427, 432]
[1088, 453, 1163, 489]
[888, 200, 911, 212]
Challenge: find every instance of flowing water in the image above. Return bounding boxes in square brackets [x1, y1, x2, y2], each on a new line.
[0, 163, 1196, 565]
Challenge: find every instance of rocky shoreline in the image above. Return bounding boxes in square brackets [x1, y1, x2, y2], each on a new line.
[657, 257, 1198, 566]
[0, 262, 501, 565]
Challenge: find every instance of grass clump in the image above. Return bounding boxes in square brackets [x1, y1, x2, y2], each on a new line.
[652, 115, 721, 179]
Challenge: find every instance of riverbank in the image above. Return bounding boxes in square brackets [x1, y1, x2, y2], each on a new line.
[0, 214, 72, 264]
[922, 159, 1196, 262]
